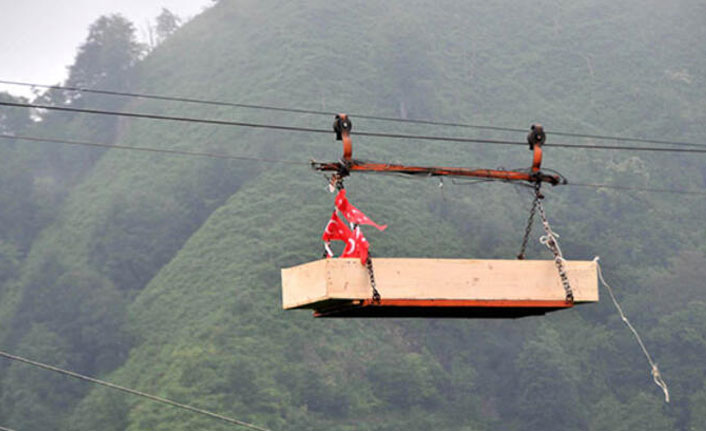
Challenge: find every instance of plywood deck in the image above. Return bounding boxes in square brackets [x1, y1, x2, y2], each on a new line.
[281, 258, 598, 318]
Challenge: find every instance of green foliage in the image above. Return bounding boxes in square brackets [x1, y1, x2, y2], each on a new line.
[589, 393, 676, 431]
[0, 240, 20, 284]
[0, 92, 32, 134]
[514, 324, 585, 430]
[0, 324, 83, 430]
[155, 8, 181, 44]
[66, 14, 145, 92]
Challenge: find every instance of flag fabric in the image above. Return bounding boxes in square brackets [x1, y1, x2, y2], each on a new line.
[341, 226, 370, 264]
[322, 211, 353, 243]
[323, 190, 382, 265]
[334, 189, 387, 231]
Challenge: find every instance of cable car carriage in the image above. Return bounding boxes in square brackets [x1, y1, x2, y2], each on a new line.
[281, 115, 598, 318]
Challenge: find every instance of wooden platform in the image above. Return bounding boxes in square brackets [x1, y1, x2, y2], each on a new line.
[281, 258, 598, 318]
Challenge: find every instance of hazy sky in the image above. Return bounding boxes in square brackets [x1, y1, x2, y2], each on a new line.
[0, 0, 212, 98]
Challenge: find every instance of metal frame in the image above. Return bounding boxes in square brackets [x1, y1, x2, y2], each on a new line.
[313, 114, 563, 185]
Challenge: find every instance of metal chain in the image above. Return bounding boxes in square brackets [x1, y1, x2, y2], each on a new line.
[517, 183, 541, 259]
[325, 174, 378, 301]
[365, 256, 381, 302]
[536, 198, 574, 303]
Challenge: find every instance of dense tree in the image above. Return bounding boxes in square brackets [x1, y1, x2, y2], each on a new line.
[66, 14, 144, 92]
[156, 8, 181, 44]
[0, 92, 32, 134]
[0, 325, 83, 430]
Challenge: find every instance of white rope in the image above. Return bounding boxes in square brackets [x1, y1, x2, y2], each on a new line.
[594, 257, 670, 403]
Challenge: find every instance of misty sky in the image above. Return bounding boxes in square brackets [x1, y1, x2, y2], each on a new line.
[0, 0, 211, 98]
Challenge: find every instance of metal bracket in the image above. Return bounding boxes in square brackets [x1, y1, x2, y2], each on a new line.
[333, 113, 352, 162]
[528, 124, 546, 174]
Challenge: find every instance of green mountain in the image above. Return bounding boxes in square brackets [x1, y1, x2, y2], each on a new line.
[1, 1, 705, 430]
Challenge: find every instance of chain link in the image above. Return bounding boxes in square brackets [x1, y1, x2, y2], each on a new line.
[536, 198, 574, 303]
[365, 256, 381, 302]
[517, 183, 541, 259]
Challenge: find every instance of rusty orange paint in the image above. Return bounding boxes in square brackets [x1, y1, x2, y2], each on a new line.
[531, 144, 543, 173]
[359, 299, 574, 308]
[338, 113, 352, 161]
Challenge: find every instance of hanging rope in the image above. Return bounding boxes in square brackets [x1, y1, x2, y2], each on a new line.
[594, 257, 670, 402]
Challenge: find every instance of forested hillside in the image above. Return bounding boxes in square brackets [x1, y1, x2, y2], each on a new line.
[0, 1, 704, 430]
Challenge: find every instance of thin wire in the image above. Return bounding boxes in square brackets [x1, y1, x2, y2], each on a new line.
[0, 79, 531, 134]
[594, 258, 670, 403]
[0, 79, 333, 116]
[4, 100, 706, 155]
[546, 129, 706, 149]
[0, 350, 273, 431]
[0, 100, 331, 135]
[0, 426, 17, 431]
[568, 182, 706, 196]
[2, 79, 704, 149]
[0, 101, 525, 147]
[3, 133, 704, 197]
[0, 134, 306, 166]
[544, 142, 706, 153]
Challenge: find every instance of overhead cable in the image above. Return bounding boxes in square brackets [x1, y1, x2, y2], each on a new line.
[567, 182, 706, 196]
[0, 101, 527, 146]
[2, 133, 704, 197]
[0, 134, 306, 166]
[0, 79, 534, 134]
[3, 101, 706, 154]
[1, 78, 704, 149]
[0, 350, 273, 431]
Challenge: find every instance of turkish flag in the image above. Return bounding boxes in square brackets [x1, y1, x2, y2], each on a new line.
[341, 226, 370, 264]
[334, 189, 387, 231]
[322, 211, 353, 242]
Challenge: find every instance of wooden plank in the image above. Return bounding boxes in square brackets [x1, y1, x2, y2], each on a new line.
[281, 258, 598, 310]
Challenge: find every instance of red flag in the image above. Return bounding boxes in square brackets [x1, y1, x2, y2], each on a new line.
[334, 189, 387, 231]
[322, 211, 353, 242]
[341, 226, 370, 264]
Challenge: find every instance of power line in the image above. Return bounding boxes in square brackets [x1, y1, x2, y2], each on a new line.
[545, 142, 706, 153]
[2, 78, 704, 149]
[0, 134, 306, 166]
[567, 182, 706, 196]
[0, 79, 532, 134]
[547, 130, 706, 149]
[0, 79, 334, 116]
[0, 349, 273, 431]
[0, 100, 331, 135]
[0, 426, 17, 431]
[0, 100, 528, 147]
[3, 100, 706, 155]
[2, 133, 704, 197]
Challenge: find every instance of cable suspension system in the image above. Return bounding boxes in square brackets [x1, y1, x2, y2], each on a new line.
[1, 134, 703, 196]
[0, 134, 305, 166]
[1, 78, 703, 149]
[0, 350, 273, 431]
[2, 100, 706, 155]
[568, 182, 706, 196]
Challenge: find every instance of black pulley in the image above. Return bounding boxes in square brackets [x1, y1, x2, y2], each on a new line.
[333, 114, 352, 141]
[527, 124, 546, 149]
